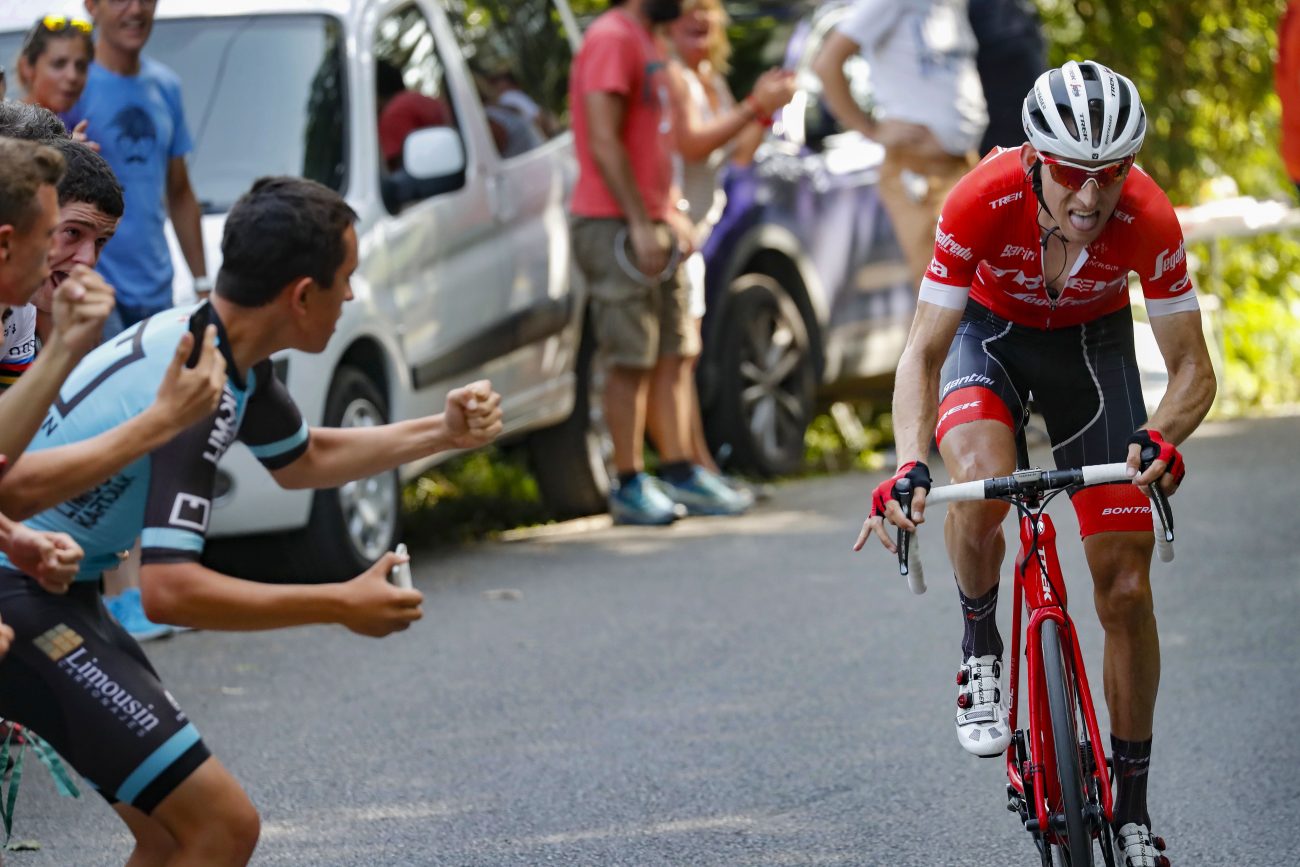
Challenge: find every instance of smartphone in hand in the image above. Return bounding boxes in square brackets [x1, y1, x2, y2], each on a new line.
[185, 300, 214, 369]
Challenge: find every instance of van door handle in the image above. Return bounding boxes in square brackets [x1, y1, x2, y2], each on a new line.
[486, 175, 516, 223]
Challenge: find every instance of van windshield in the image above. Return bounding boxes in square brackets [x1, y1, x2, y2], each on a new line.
[148, 14, 347, 213]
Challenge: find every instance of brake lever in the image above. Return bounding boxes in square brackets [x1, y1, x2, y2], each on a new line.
[1140, 444, 1175, 543]
[895, 479, 913, 576]
[1149, 482, 1174, 543]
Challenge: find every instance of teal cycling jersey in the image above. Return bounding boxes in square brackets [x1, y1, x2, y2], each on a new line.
[0, 302, 309, 580]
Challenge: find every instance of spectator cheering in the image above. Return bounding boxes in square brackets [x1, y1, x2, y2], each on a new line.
[0, 176, 503, 867]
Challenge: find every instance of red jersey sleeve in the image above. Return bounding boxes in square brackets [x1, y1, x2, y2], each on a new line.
[1126, 170, 1199, 318]
[917, 152, 1012, 310]
[574, 22, 640, 99]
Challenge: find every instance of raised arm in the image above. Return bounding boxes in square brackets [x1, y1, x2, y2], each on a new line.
[269, 380, 502, 490]
[0, 326, 226, 519]
[0, 267, 113, 464]
[667, 63, 789, 163]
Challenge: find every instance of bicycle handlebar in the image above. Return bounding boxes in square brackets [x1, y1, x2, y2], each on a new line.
[895, 462, 1175, 588]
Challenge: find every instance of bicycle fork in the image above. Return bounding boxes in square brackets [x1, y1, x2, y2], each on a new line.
[1004, 513, 1114, 841]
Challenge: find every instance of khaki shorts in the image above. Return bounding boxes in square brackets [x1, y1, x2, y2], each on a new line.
[878, 147, 977, 288]
[571, 217, 700, 369]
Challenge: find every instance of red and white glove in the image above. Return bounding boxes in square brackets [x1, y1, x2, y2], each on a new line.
[1127, 429, 1185, 486]
[870, 461, 933, 519]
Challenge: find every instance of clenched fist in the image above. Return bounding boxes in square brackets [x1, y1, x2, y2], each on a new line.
[442, 380, 503, 450]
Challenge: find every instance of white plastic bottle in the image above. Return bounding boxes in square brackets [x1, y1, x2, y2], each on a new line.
[389, 543, 413, 590]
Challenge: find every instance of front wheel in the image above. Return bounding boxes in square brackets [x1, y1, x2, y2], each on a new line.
[527, 318, 611, 519]
[204, 366, 400, 584]
[1042, 618, 1093, 867]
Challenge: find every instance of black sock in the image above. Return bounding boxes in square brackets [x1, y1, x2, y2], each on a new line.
[659, 461, 693, 484]
[617, 470, 640, 487]
[959, 584, 1003, 660]
[1111, 735, 1153, 829]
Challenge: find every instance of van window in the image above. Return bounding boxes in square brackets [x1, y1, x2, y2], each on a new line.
[147, 15, 347, 212]
[441, 0, 575, 159]
[374, 3, 465, 211]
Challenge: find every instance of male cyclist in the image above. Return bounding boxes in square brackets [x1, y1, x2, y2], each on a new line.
[856, 61, 1215, 867]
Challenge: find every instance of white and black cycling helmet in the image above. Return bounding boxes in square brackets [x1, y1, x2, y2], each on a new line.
[1022, 60, 1146, 162]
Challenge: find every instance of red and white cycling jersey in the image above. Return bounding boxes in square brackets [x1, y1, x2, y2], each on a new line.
[918, 149, 1200, 329]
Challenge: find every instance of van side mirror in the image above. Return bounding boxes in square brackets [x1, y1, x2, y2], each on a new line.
[404, 126, 465, 181]
[383, 127, 468, 212]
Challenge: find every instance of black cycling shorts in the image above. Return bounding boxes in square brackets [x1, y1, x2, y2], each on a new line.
[934, 301, 1154, 536]
[0, 571, 211, 814]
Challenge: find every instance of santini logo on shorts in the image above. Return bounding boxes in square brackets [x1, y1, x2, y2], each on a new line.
[943, 373, 994, 392]
[44, 630, 163, 735]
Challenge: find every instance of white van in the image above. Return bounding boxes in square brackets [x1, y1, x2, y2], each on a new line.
[1, 0, 608, 581]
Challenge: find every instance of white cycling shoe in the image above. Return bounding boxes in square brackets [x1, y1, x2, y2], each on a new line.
[955, 654, 1011, 757]
[1114, 823, 1170, 867]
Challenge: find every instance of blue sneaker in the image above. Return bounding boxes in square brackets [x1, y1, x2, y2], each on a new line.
[105, 589, 173, 642]
[658, 466, 752, 516]
[609, 472, 678, 525]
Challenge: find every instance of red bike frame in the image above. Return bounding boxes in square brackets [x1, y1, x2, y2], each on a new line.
[1005, 512, 1113, 841]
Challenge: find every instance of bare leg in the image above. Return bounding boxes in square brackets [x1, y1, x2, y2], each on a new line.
[604, 364, 651, 475]
[113, 803, 178, 867]
[103, 541, 141, 598]
[937, 420, 1019, 597]
[1085, 531, 1160, 740]
[148, 757, 260, 866]
[645, 354, 691, 464]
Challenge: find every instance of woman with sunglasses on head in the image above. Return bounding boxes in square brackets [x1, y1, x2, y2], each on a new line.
[855, 60, 1215, 867]
[15, 15, 97, 147]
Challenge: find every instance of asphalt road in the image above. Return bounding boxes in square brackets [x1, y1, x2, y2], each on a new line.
[8, 416, 1299, 866]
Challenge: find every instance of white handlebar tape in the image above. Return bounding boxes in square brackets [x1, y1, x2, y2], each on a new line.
[1154, 523, 1175, 563]
[905, 527, 927, 595]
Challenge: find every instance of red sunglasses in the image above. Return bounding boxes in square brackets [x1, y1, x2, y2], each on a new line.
[1039, 154, 1133, 192]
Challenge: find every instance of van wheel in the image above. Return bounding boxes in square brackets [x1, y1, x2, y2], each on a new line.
[527, 321, 611, 519]
[203, 366, 400, 584]
[707, 274, 815, 477]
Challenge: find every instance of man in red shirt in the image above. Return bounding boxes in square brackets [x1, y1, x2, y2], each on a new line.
[377, 60, 451, 173]
[570, 0, 747, 524]
[857, 61, 1215, 867]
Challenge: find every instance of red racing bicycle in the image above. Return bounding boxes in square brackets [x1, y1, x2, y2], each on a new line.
[895, 459, 1173, 866]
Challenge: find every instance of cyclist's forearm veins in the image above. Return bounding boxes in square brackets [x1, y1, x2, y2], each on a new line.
[892, 349, 941, 464]
[1145, 356, 1216, 445]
